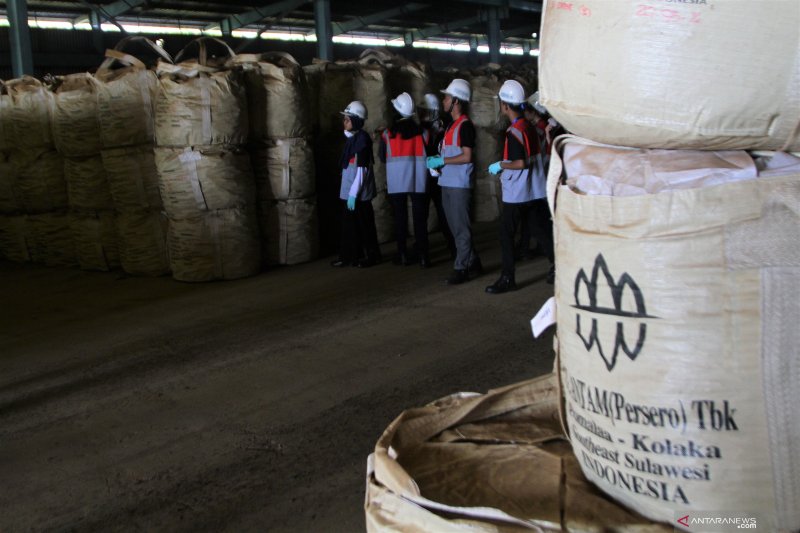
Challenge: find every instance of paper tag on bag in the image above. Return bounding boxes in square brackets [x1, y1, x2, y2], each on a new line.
[531, 297, 556, 338]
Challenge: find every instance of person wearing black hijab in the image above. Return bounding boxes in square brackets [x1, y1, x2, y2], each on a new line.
[331, 100, 381, 268]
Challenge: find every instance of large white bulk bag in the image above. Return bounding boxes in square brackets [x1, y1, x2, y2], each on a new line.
[52, 73, 103, 157]
[548, 136, 800, 531]
[251, 137, 315, 201]
[354, 54, 391, 136]
[538, 0, 800, 151]
[155, 38, 248, 148]
[96, 37, 172, 148]
[26, 212, 76, 267]
[234, 52, 310, 140]
[167, 206, 261, 282]
[70, 210, 120, 271]
[0, 152, 23, 214]
[12, 149, 67, 213]
[0, 214, 30, 262]
[468, 74, 504, 131]
[154, 145, 255, 218]
[64, 155, 113, 211]
[371, 190, 394, 245]
[0, 81, 11, 152]
[4, 77, 54, 150]
[115, 209, 169, 276]
[259, 198, 318, 265]
[473, 178, 501, 223]
[102, 145, 162, 211]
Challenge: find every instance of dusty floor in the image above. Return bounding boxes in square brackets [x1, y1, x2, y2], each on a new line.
[0, 223, 556, 532]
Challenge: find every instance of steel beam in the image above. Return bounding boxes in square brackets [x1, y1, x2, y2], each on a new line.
[90, 11, 105, 53]
[314, 0, 333, 61]
[7, 0, 34, 77]
[458, 0, 542, 13]
[205, 0, 311, 32]
[487, 7, 501, 63]
[332, 4, 428, 36]
[73, 0, 148, 24]
[405, 13, 486, 42]
[501, 26, 537, 39]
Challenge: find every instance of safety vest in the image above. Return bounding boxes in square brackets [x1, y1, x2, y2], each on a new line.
[381, 129, 427, 194]
[340, 134, 377, 201]
[500, 117, 545, 203]
[438, 114, 474, 189]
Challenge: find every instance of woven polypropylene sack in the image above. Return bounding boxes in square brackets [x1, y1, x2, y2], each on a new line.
[258, 197, 318, 266]
[52, 74, 103, 157]
[0, 214, 30, 262]
[167, 206, 261, 282]
[12, 149, 67, 213]
[0, 152, 23, 214]
[155, 66, 248, 147]
[102, 145, 162, 211]
[4, 77, 54, 150]
[97, 68, 158, 148]
[0, 83, 12, 152]
[473, 178, 501, 223]
[26, 211, 76, 267]
[251, 137, 315, 201]
[538, 0, 800, 151]
[469, 74, 504, 130]
[154, 146, 256, 218]
[354, 59, 391, 136]
[64, 155, 113, 211]
[70, 210, 120, 271]
[115, 209, 169, 276]
[474, 126, 504, 184]
[371, 190, 394, 244]
[235, 52, 311, 140]
[549, 137, 800, 530]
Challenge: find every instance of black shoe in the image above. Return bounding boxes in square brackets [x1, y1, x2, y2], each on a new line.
[485, 275, 517, 294]
[468, 258, 483, 277]
[445, 269, 468, 285]
[392, 253, 413, 266]
[330, 259, 350, 268]
[546, 265, 555, 284]
[419, 254, 431, 269]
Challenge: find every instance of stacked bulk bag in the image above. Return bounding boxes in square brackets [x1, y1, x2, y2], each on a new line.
[539, 2, 800, 529]
[547, 138, 800, 531]
[155, 38, 259, 282]
[538, 0, 800, 151]
[53, 73, 117, 271]
[2, 77, 72, 266]
[96, 37, 171, 276]
[234, 52, 319, 265]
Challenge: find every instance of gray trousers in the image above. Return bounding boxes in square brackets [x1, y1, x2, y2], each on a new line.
[441, 186, 479, 270]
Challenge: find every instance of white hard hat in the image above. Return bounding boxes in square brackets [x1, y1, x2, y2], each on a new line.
[527, 91, 547, 114]
[391, 92, 414, 117]
[418, 93, 440, 111]
[498, 79, 526, 105]
[440, 78, 471, 102]
[340, 100, 367, 120]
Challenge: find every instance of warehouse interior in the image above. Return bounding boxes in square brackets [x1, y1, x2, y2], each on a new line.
[5, 0, 798, 531]
[1, 0, 559, 531]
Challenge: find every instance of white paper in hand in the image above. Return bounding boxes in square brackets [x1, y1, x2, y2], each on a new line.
[531, 296, 556, 338]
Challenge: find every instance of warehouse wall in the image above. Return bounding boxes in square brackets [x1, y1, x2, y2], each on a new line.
[0, 27, 536, 79]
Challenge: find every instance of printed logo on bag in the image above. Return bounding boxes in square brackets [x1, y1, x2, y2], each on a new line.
[573, 254, 658, 371]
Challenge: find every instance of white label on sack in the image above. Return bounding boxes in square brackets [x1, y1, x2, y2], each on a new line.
[531, 296, 556, 338]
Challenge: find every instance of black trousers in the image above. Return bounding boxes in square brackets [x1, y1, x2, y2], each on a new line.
[388, 192, 429, 256]
[500, 201, 534, 277]
[338, 199, 380, 263]
[428, 178, 456, 256]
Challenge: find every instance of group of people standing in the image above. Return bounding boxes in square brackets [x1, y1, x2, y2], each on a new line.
[331, 78, 558, 292]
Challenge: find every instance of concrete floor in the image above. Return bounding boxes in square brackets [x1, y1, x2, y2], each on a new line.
[0, 223, 556, 532]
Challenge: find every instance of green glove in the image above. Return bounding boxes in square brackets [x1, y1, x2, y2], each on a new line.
[426, 155, 445, 169]
[347, 196, 356, 210]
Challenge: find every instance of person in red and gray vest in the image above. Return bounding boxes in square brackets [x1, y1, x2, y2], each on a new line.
[426, 79, 483, 285]
[330, 100, 381, 268]
[486, 80, 548, 293]
[379, 92, 430, 267]
[418, 93, 456, 260]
